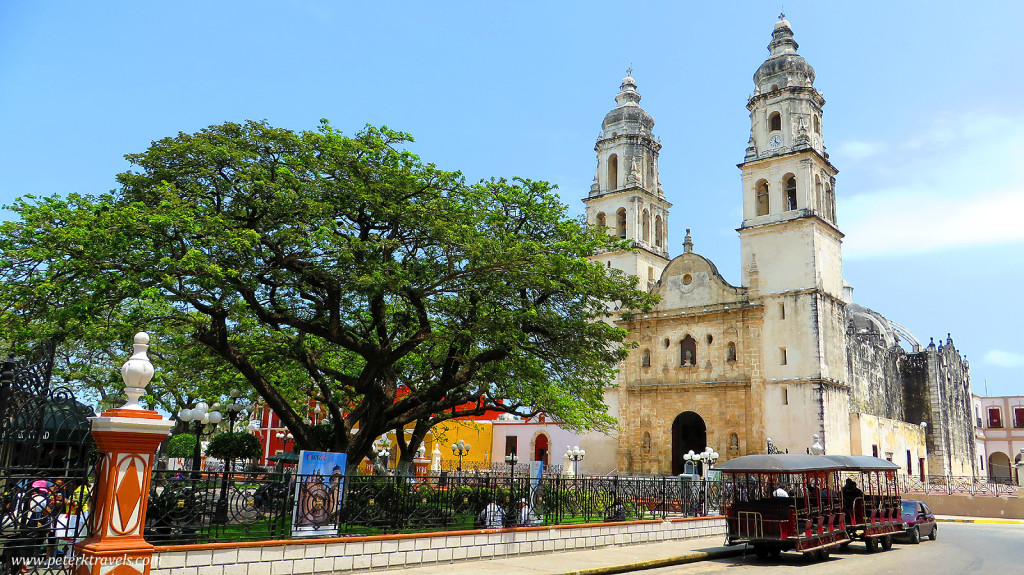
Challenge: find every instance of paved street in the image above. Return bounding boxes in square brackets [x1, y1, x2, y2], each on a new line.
[637, 523, 1023, 574]
[387, 520, 1023, 575]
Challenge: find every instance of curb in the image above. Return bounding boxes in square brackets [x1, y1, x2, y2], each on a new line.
[937, 518, 1024, 524]
[548, 548, 745, 575]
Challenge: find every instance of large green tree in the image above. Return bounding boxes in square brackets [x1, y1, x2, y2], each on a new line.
[0, 120, 655, 471]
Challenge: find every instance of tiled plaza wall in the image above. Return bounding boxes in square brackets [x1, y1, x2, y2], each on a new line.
[150, 516, 725, 575]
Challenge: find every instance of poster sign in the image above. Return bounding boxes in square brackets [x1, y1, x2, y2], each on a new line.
[291, 450, 347, 537]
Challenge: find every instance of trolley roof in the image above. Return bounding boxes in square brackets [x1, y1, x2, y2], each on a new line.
[714, 454, 844, 473]
[824, 455, 901, 471]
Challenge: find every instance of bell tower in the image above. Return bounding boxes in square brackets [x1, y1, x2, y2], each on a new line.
[738, 16, 850, 455]
[583, 72, 672, 290]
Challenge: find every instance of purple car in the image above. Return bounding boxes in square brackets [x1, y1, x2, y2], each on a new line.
[899, 500, 937, 544]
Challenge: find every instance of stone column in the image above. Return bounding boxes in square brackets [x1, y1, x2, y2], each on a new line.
[74, 333, 174, 575]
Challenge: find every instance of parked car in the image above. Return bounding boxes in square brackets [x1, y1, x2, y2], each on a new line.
[898, 499, 937, 544]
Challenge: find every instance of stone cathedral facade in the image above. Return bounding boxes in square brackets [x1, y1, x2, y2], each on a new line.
[583, 17, 978, 479]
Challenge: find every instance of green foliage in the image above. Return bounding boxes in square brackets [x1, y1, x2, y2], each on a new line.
[167, 433, 197, 458]
[0, 120, 656, 470]
[206, 432, 262, 462]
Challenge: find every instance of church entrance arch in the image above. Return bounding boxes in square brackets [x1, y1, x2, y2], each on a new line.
[671, 411, 707, 475]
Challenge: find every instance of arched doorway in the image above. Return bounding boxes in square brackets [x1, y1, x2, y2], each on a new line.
[671, 411, 707, 475]
[534, 434, 549, 466]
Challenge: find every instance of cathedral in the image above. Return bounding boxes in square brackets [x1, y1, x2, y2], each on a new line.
[582, 17, 978, 480]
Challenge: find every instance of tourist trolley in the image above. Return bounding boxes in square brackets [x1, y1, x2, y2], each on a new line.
[827, 455, 904, 551]
[717, 454, 850, 562]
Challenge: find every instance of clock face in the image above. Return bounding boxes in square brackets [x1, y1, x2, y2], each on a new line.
[769, 135, 783, 148]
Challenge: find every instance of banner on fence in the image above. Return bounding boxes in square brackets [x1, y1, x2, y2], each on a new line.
[291, 450, 347, 537]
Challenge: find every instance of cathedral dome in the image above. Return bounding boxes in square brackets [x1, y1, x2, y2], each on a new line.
[753, 16, 815, 90]
[602, 73, 655, 133]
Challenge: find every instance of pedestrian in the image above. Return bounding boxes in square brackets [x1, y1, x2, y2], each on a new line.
[478, 500, 505, 529]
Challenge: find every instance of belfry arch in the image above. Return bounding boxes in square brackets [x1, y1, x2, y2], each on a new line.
[671, 411, 707, 475]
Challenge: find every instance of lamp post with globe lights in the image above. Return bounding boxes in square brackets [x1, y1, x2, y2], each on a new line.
[566, 446, 586, 476]
[451, 440, 470, 472]
[178, 402, 222, 478]
[224, 388, 253, 432]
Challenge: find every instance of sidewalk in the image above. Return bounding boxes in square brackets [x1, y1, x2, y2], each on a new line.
[385, 535, 742, 575]
[936, 514, 1024, 524]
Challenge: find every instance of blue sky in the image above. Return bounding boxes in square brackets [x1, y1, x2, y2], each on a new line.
[1, 1, 1022, 396]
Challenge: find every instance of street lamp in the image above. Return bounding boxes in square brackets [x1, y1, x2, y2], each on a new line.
[504, 452, 519, 475]
[374, 437, 392, 474]
[451, 440, 471, 472]
[178, 401, 221, 479]
[224, 388, 250, 432]
[566, 446, 586, 476]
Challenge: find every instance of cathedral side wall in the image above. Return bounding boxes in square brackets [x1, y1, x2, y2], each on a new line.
[847, 331, 906, 420]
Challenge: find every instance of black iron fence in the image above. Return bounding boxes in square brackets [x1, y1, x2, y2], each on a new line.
[145, 470, 723, 545]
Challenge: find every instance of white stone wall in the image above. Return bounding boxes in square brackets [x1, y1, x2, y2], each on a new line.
[150, 518, 725, 575]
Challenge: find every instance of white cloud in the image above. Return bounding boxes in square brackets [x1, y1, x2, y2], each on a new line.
[984, 350, 1024, 368]
[839, 110, 1024, 259]
[842, 186, 1024, 258]
[835, 140, 888, 161]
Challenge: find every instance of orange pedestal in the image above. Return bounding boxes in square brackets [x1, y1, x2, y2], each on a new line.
[74, 410, 173, 575]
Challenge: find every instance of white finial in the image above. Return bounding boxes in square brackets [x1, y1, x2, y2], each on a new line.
[119, 332, 154, 410]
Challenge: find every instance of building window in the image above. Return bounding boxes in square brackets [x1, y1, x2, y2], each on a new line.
[663, 337, 671, 348]
[726, 341, 737, 362]
[769, 111, 782, 132]
[608, 154, 618, 190]
[755, 180, 770, 216]
[980, 455, 985, 470]
[815, 176, 823, 213]
[648, 266, 654, 282]
[989, 408, 1003, 428]
[813, 115, 821, 134]
[641, 209, 651, 243]
[654, 215, 664, 247]
[907, 450, 913, 472]
[706, 334, 713, 345]
[1014, 408, 1024, 428]
[596, 212, 606, 228]
[642, 432, 652, 453]
[885, 452, 893, 462]
[779, 302, 786, 319]
[616, 208, 627, 239]
[826, 185, 836, 222]
[680, 335, 697, 367]
[505, 435, 518, 457]
[645, 153, 654, 186]
[872, 444, 879, 458]
[781, 386, 788, 405]
[785, 176, 797, 210]
[780, 347, 787, 365]
[641, 349, 651, 368]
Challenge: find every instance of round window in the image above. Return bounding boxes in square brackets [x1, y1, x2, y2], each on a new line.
[682, 274, 692, 285]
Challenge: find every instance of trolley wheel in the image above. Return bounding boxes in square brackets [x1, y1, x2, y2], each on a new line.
[770, 548, 782, 559]
[754, 544, 770, 560]
[865, 536, 878, 553]
[881, 535, 893, 550]
[909, 526, 920, 544]
[928, 525, 937, 541]
[839, 541, 851, 550]
[803, 551, 818, 563]
[817, 547, 830, 561]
